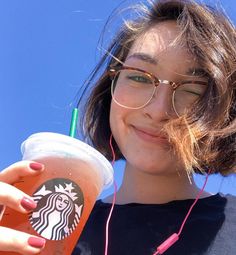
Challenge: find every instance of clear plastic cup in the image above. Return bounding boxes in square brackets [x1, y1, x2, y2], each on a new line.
[1, 132, 113, 255]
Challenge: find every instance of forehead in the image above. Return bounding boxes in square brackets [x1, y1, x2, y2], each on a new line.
[126, 21, 199, 72]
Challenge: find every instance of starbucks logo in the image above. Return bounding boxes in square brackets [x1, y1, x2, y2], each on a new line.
[29, 178, 84, 240]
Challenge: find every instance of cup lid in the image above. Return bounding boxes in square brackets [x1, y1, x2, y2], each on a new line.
[21, 132, 114, 190]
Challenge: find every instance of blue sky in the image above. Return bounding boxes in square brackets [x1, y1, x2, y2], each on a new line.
[0, 0, 236, 199]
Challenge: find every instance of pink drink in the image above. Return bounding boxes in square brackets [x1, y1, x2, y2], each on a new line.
[1, 132, 113, 255]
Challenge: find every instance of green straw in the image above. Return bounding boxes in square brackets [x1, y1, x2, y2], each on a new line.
[69, 108, 78, 138]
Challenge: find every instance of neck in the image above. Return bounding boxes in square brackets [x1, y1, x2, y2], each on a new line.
[105, 163, 211, 205]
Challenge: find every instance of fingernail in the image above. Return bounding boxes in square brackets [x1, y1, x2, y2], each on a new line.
[20, 197, 37, 211]
[0, 205, 5, 218]
[0, 205, 4, 213]
[28, 237, 46, 248]
[29, 162, 44, 171]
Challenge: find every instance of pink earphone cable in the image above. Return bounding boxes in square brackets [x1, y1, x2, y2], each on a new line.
[152, 170, 211, 255]
[104, 135, 117, 255]
[104, 134, 211, 255]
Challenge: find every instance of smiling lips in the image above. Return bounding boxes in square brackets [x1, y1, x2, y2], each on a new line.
[132, 125, 168, 144]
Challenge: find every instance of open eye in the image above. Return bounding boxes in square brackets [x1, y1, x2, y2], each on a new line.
[127, 73, 153, 84]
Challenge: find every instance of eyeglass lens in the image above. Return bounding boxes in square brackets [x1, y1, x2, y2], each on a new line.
[111, 69, 206, 115]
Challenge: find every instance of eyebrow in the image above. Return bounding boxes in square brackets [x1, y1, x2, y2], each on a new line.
[126, 53, 158, 65]
[126, 52, 208, 78]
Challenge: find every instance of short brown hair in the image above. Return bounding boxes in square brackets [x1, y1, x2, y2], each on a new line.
[79, 0, 236, 176]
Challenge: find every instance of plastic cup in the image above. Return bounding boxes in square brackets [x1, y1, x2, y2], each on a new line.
[1, 132, 113, 255]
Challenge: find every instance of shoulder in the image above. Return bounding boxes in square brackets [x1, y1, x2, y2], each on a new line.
[221, 194, 236, 223]
[204, 193, 236, 217]
[207, 194, 236, 254]
[224, 193, 236, 207]
[219, 193, 236, 215]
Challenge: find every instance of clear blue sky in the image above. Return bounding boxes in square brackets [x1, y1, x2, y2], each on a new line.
[0, 0, 236, 199]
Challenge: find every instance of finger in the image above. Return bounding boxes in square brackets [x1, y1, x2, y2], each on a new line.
[0, 205, 6, 221]
[0, 161, 44, 184]
[0, 227, 46, 255]
[0, 182, 37, 214]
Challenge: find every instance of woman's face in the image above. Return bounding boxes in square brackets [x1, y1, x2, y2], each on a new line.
[110, 21, 207, 176]
[56, 194, 69, 211]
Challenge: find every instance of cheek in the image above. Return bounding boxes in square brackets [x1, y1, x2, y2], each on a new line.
[109, 101, 130, 149]
[110, 101, 124, 134]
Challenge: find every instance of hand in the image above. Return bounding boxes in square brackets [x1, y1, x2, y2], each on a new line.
[0, 161, 46, 254]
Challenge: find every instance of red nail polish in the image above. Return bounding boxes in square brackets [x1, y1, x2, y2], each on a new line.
[20, 197, 37, 211]
[28, 237, 46, 248]
[0, 205, 4, 213]
[0, 205, 5, 218]
[29, 162, 44, 171]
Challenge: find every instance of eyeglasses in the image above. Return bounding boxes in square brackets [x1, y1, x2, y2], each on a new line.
[109, 65, 208, 116]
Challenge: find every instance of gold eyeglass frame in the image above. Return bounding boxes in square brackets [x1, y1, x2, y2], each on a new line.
[109, 65, 208, 117]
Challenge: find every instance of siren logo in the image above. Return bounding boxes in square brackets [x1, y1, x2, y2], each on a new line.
[29, 178, 84, 240]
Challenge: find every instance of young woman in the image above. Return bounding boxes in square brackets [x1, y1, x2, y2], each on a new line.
[0, 0, 235, 254]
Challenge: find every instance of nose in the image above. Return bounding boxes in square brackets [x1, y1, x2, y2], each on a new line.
[142, 84, 175, 122]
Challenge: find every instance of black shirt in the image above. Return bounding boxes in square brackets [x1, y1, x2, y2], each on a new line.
[72, 194, 236, 255]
